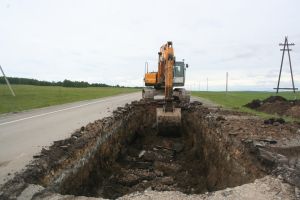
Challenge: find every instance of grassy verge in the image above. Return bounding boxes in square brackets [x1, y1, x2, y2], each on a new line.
[192, 91, 300, 121]
[0, 85, 140, 114]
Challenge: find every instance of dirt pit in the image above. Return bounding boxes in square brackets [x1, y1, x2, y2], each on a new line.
[45, 102, 261, 199]
[1, 100, 299, 200]
[68, 127, 258, 199]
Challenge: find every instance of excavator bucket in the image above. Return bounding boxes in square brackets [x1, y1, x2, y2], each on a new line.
[156, 107, 182, 136]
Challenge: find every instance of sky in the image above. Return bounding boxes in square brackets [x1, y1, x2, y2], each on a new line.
[0, 0, 300, 91]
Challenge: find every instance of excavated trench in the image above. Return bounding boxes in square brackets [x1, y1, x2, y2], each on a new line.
[0, 101, 264, 199]
[47, 102, 261, 199]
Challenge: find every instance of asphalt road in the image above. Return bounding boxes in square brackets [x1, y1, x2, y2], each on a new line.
[0, 92, 141, 185]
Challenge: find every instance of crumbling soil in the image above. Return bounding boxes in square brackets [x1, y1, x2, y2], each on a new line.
[245, 95, 300, 118]
[0, 100, 300, 200]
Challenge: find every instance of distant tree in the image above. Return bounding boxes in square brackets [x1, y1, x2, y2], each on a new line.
[0, 76, 117, 88]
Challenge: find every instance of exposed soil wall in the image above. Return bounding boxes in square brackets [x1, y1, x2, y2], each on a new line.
[181, 108, 261, 191]
[48, 102, 157, 196]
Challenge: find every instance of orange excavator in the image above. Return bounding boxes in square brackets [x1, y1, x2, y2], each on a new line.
[143, 41, 190, 135]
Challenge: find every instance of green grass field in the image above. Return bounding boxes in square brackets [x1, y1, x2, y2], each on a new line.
[0, 85, 140, 114]
[192, 91, 300, 120]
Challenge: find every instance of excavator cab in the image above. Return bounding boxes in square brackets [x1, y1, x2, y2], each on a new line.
[173, 61, 186, 87]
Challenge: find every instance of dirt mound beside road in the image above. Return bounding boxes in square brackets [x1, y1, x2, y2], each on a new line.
[245, 95, 300, 118]
[263, 96, 288, 103]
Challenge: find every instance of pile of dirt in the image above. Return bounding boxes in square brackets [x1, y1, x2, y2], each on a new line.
[244, 95, 300, 118]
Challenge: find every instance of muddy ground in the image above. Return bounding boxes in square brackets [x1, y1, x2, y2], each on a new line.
[245, 95, 300, 118]
[0, 100, 300, 199]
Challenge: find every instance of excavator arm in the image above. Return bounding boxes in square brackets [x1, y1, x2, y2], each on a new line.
[163, 42, 174, 102]
[158, 41, 175, 111]
[157, 42, 182, 135]
[143, 41, 189, 136]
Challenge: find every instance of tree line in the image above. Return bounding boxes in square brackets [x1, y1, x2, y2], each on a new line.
[0, 77, 112, 88]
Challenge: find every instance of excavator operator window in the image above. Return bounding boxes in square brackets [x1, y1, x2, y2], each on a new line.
[174, 62, 184, 78]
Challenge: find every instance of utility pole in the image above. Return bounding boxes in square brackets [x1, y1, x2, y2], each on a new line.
[145, 62, 149, 74]
[274, 36, 298, 93]
[206, 78, 208, 91]
[0, 65, 15, 96]
[226, 72, 228, 93]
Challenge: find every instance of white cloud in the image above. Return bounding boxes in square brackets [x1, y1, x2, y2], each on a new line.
[0, 0, 300, 90]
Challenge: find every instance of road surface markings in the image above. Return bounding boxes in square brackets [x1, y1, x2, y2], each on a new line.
[0, 93, 135, 126]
